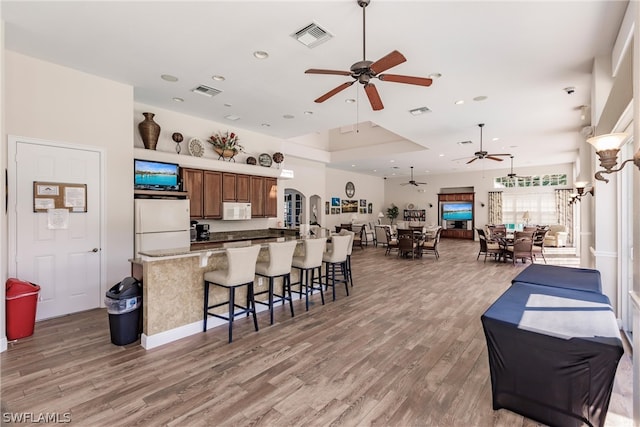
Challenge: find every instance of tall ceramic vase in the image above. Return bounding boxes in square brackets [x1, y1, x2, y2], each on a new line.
[138, 112, 161, 150]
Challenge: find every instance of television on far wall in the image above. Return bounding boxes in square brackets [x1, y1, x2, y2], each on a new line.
[441, 202, 473, 221]
[134, 159, 180, 191]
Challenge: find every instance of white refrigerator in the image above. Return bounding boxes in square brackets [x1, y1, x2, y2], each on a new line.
[134, 199, 191, 257]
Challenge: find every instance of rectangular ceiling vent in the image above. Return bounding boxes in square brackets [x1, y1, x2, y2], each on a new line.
[291, 22, 333, 48]
[457, 140, 473, 145]
[191, 85, 222, 97]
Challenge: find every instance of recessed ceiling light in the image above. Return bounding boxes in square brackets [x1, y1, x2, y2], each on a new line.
[439, 154, 445, 157]
[212, 75, 225, 81]
[409, 106, 431, 115]
[492, 137, 499, 141]
[172, 97, 184, 103]
[373, 169, 377, 172]
[161, 74, 178, 82]
[283, 114, 294, 119]
[345, 99, 356, 104]
[473, 95, 488, 102]
[351, 164, 356, 167]
[428, 73, 442, 79]
[390, 159, 395, 163]
[224, 114, 240, 121]
[253, 50, 269, 59]
[304, 111, 313, 115]
[454, 100, 464, 105]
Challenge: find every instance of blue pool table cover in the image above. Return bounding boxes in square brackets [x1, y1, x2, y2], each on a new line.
[512, 263, 602, 293]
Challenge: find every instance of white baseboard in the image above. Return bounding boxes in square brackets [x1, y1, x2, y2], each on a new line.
[0, 336, 7, 353]
[141, 304, 270, 350]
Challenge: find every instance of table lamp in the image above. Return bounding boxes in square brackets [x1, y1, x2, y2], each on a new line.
[522, 211, 530, 226]
[378, 212, 385, 224]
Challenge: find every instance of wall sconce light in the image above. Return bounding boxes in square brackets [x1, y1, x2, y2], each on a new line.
[428, 203, 433, 208]
[480, 202, 485, 207]
[568, 181, 594, 205]
[586, 132, 637, 183]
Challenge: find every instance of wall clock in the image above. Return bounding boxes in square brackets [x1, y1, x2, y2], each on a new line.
[345, 181, 355, 198]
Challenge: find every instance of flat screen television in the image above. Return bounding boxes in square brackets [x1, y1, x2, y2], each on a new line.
[442, 202, 473, 221]
[134, 159, 180, 191]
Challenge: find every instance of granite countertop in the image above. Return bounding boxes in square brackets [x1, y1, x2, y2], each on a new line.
[135, 235, 309, 260]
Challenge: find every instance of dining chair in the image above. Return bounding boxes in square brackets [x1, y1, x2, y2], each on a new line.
[397, 229, 417, 259]
[531, 229, 548, 264]
[504, 234, 534, 265]
[384, 227, 399, 256]
[422, 227, 443, 259]
[476, 228, 502, 262]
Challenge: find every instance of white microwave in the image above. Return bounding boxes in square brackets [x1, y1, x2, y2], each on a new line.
[222, 202, 252, 220]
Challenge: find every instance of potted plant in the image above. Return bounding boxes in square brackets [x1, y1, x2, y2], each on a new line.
[208, 131, 244, 161]
[386, 204, 399, 225]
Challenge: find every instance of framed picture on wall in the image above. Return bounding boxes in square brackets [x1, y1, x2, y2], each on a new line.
[360, 199, 366, 207]
[331, 197, 340, 207]
[331, 207, 338, 215]
[360, 207, 366, 214]
[341, 199, 358, 213]
[367, 203, 372, 214]
[325, 201, 330, 215]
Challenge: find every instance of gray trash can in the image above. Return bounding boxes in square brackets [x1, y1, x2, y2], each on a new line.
[105, 277, 142, 345]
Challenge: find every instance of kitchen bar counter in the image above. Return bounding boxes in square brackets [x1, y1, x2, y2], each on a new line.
[133, 235, 315, 349]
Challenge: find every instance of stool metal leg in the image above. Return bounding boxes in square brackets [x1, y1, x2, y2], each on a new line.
[228, 287, 235, 343]
[285, 274, 294, 317]
[268, 277, 275, 325]
[203, 281, 210, 332]
[248, 283, 259, 332]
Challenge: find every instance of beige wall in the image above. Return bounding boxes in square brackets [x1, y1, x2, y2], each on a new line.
[3, 51, 134, 313]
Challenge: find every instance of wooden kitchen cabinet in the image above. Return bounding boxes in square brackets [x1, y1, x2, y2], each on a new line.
[250, 176, 265, 217]
[203, 170, 222, 218]
[222, 173, 236, 201]
[181, 168, 222, 219]
[236, 174, 250, 202]
[264, 177, 277, 218]
[181, 168, 204, 218]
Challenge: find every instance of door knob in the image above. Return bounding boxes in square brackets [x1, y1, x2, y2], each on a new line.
[90, 248, 99, 253]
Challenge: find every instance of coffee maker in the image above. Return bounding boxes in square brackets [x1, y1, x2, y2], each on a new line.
[196, 223, 210, 241]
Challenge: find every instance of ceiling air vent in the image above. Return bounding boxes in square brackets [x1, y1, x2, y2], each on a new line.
[457, 140, 473, 146]
[291, 22, 333, 48]
[191, 85, 222, 97]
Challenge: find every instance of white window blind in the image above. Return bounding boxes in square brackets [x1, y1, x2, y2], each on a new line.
[502, 192, 556, 226]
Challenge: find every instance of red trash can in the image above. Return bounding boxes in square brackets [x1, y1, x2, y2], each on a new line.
[5, 278, 41, 340]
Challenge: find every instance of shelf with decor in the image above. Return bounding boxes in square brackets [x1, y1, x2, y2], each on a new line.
[403, 209, 426, 222]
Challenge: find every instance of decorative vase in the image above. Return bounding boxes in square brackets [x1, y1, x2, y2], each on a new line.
[214, 147, 237, 162]
[138, 112, 161, 150]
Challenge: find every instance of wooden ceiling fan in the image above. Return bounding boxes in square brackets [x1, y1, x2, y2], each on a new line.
[507, 155, 527, 180]
[305, 0, 433, 111]
[466, 123, 511, 164]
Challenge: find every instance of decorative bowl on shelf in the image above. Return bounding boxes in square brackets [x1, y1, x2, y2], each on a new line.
[246, 156, 257, 165]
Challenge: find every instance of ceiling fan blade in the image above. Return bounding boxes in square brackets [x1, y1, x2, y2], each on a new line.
[466, 157, 478, 164]
[416, 181, 427, 185]
[364, 83, 384, 111]
[400, 183, 411, 186]
[487, 153, 512, 157]
[305, 68, 352, 76]
[314, 81, 355, 103]
[369, 50, 406, 74]
[378, 74, 433, 87]
[486, 156, 505, 162]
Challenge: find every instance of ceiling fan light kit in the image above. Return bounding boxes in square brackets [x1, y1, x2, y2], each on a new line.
[305, 0, 433, 111]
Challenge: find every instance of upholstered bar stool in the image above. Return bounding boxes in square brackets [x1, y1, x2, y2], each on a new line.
[339, 230, 355, 287]
[291, 237, 327, 311]
[203, 244, 261, 343]
[254, 240, 298, 325]
[322, 234, 351, 301]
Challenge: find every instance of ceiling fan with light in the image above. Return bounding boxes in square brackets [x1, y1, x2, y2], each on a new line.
[400, 166, 427, 186]
[465, 123, 511, 164]
[305, 0, 433, 111]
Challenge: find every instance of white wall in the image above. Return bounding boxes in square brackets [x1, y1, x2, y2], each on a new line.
[0, 19, 6, 352]
[4, 51, 134, 319]
[384, 163, 574, 231]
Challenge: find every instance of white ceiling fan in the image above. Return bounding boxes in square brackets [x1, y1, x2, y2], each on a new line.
[400, 166, 427, 186]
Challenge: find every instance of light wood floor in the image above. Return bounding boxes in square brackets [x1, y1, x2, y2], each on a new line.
[1, 239, 633, 426]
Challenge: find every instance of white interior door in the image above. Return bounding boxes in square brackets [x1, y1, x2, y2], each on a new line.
[9, 137, 102, 320]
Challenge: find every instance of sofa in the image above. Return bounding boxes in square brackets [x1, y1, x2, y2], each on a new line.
[543, 224, 568, 247]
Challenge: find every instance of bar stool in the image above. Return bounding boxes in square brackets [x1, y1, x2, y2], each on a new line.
[254, 240, 298, 325]
[322, 234, 351, 301]
[339, 229, 355, 287]
[291, 237, 327, 311]
[203, 244, 261, 343]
